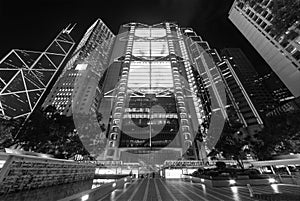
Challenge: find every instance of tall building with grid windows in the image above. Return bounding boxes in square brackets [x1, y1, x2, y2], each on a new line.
[229, 0, 300, 97]
[217, 58, 264, 136]
[42, 19, 115, 116]
[81, 21, 232, 164]
[259, 71, 294, 104]
[221, 48, 277, 115]
[40, 20, 265, 164]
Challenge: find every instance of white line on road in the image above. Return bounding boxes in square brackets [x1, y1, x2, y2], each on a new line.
[142, 178, 150, 201]
[168, 181, 195, 201]
[175, 182, 210, 201]
[157, 179, 178, 201]
[154, 179, 163, 201]
[127, 179, 146, 201]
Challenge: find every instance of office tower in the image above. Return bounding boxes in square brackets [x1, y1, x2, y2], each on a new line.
[43, 20, 264, 164]
[259, 71, 294, 104]
[267, 97, 300, 117]
[229, 0, 300, 97]
[216, 59, 264, 136]
[0, 26, 75, 119]
[221, 48, 277, 115]
[97, 22, 230, 164]
[42, 19, 115, 116]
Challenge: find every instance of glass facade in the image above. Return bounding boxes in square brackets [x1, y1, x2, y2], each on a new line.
[0, 27, 75, 119]
[221, 48, 277, 115]
[127, 61, 173, 92]
[42, 19, 115, 116]
[229, 0, 300, 97]
[98, 23, 229, 164]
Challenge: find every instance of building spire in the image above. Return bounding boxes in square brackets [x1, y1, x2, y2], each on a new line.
[63, 23, 76, 34]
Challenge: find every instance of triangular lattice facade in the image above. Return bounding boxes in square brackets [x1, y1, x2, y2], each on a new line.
[0, 28, 75, 119]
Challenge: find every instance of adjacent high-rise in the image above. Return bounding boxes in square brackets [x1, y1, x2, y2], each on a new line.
[221, 48, 277, 115]
[259, 71, 294, 104]
[216, 57, 264, 136]
[229, 0, 300, 97]
[0, 26, 75, 119]
[42, 19, 115, 116]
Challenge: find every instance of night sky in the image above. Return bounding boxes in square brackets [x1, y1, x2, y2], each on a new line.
[0, 0, 271, 75]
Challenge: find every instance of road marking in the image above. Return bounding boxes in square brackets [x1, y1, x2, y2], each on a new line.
[142, 178, 150, 201]
[191, 183, 236, 201]
[174, 182, 210, 201]
[153, 179, 163, 201]
[167, 181, 195, 201]
[108, 179, 139, 201]
[127, 179, 146, 201]
[216, 187, 253, 201]
[157, 179, 178, 201]
[177, 182, 224, 201]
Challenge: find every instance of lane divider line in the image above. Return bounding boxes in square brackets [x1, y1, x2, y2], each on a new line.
[157, 179, 178, 201]
[142, 178, 150, 201]
[153, 179, 163, 201]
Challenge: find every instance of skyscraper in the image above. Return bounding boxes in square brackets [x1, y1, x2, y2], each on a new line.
[221, 48, 277, 115]
[44, 20, 232, 163]
[0, 25, 75, 119]
[94, 22, 231, 164]
[42, 20, 267, 165]
[259, 71, 294, 104]
[267, 97, 300, 117]
[216, 59, 263, 136]
[42, 19, 115, 116]
[229, 0, 300, 97]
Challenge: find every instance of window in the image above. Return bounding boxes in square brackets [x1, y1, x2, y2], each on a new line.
[257, 18, 262, 24]
[127, 61, 173, 91]
[265, 25, 271, 33]
[266, 14, 273, 21]
[292, 50, 300, 60]
[260, 22, 267, 29]
[286, 45, 296, 54]
[253, 15, 258, 21]
[261, 10, 268, 17]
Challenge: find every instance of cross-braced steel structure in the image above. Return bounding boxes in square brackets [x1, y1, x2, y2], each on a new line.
[0, 25, 75, 119]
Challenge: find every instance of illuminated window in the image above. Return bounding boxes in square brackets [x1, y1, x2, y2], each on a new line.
[132, 28, 168, 59]
[127, 61, 173, 92]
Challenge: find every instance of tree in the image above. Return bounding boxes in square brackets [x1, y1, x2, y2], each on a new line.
[16, 106, 90, 159]
[213, 121, 261, 169]
[253, 111, 300, 160]
[270, 0, 300, 36]
[0, 117, 24, 150]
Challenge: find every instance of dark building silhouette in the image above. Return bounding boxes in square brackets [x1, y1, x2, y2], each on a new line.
[221, 48, 277, 116]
